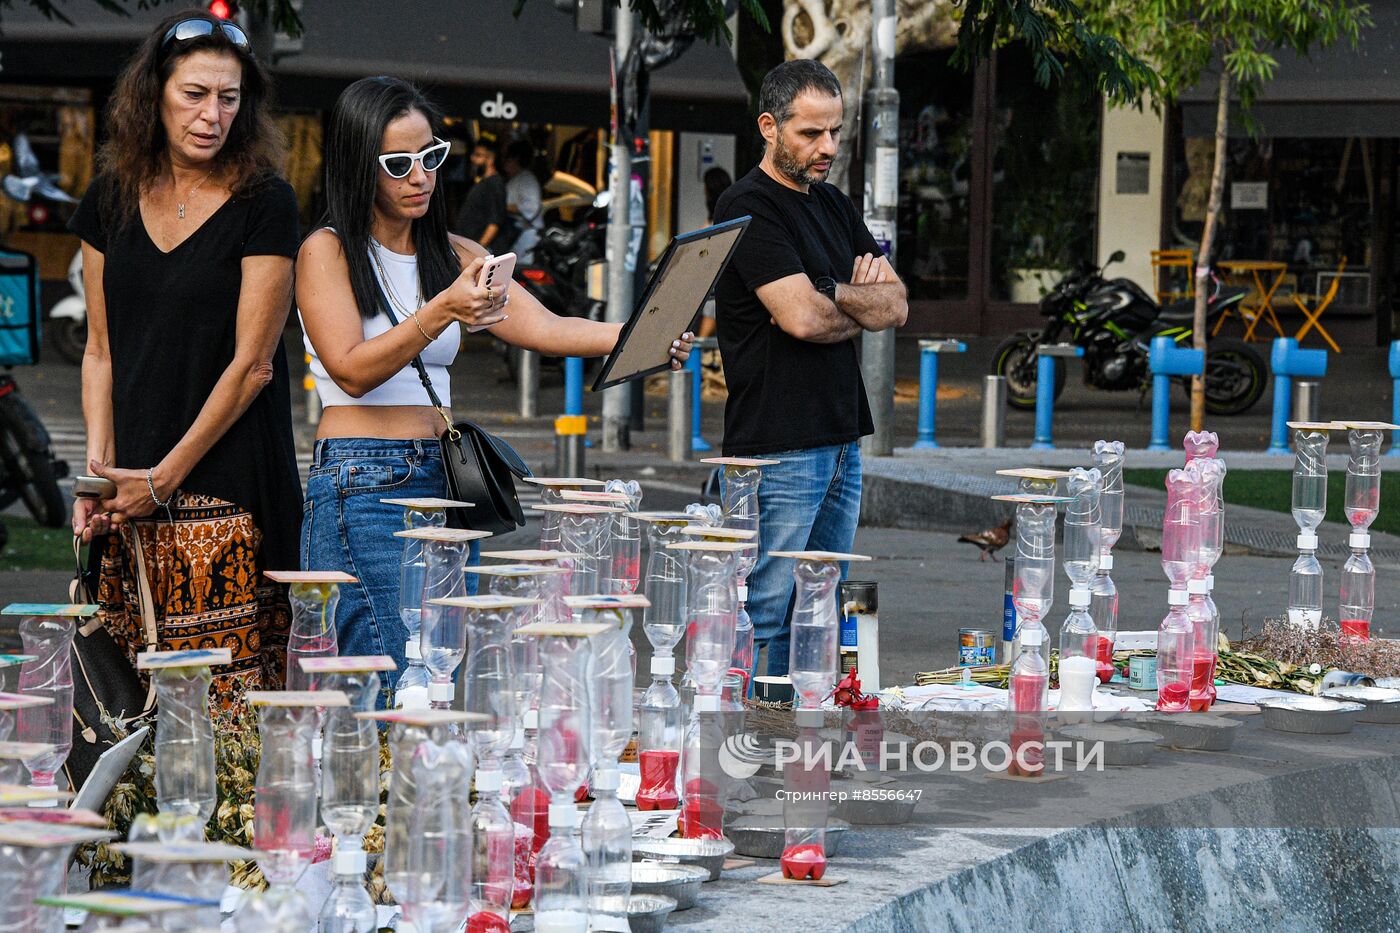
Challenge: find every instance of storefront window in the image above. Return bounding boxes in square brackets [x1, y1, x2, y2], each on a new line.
[990, 51, 1101, 302]
[896, 51, 974, 301]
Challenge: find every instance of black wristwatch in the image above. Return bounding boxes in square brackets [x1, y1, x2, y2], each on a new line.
[815, 276, 838, 303]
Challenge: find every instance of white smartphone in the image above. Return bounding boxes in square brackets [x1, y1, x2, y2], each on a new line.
[469, 251, 516, 332]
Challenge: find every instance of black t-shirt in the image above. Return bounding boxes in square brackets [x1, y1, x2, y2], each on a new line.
[69, 174, 303, 569]
[713, 166, 880, 456]
[455, 173, 508, 243]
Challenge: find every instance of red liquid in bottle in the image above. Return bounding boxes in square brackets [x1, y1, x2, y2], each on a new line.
[1188, 652, 1217, 711]
[1340, 618, 1371, 642]
[636, 749, 681, 811]
[467, 912, 512, 933]
[1095, 635, 1116, 684]
[1157, 681, 1190, 712]
[509, 784, 550, 855]
[780, 843, 827, 880]
[679, 776, 724, 839]
[1008, 718, 1044, 777]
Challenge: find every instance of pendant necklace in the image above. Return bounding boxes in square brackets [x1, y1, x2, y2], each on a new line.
[178, 169, 215, 220]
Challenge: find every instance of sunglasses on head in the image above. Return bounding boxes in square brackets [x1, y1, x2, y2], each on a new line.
[378, 138, 450, 179]
[161, 18, 251, 51]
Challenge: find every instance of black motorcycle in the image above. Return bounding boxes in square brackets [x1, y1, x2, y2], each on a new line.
[0, 371, 67, 529]
[991, 251, 1268, 416]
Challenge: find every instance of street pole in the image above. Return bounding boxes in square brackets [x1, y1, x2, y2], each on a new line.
[860, 0, 899, 458]
[602, 7, 636, 452]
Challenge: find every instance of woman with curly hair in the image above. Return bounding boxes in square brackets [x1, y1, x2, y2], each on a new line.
[68, 10, 302, 717]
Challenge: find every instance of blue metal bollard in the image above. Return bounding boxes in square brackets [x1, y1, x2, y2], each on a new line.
[1147, 336, 1205, 451]
[564, 356, 584, 416]
[1266, 337, 1328, 454]
[1390, 340, 1400, 457]
[1031, 344, 1083, 450]
[913, 339, 967, 450]
[688, 348, 711, 452]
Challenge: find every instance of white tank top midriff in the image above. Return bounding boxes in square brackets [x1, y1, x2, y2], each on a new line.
[300, 237, 460, 408]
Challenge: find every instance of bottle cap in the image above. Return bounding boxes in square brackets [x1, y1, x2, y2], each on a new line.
[548, 801, 578, 828]
[590, 766, 619, 791]
[1206, 574, 1216, 591]
[737, 584, 749, 602]
[26, 797, 59, 809]
[1298, 531, 1318, 550]
[523, 708, 539, 730]
[1069, 588, 1091, 608]
[1351, 532, 1371, 549]
[1167, 588, 1188, 606]
[404, 639, 422, 660]
[429, 682, 455, 703]
[1099, 554, 1114, 571]
[1187, 578, 1209, 595]
[333, 848, 367, 875]
[1021, 627, 1043, 647]
[394, 684, 429, 711]
[795, 708, 825, 727]
[693, 693, 722, 712]
[650, 655, 675, 677]
[475, 768, 503, 793]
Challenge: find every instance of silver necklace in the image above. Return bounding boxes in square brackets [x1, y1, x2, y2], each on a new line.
[368, 239, 424, 315]
[177, 169, 215, 220]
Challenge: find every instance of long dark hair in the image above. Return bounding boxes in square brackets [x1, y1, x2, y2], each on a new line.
[97, 9, 283, 226]
[321, 76, 459, 321]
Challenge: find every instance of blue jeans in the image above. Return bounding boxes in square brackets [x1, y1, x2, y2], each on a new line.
[739, 442, 862, 677]
[301, 438, 478, 697]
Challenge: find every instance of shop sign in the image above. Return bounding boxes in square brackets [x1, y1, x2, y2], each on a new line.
[480, 93, 518, 120]
[1231, 182, 1268, 210]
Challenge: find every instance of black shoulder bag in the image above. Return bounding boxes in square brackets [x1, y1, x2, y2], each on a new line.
[377, 287, 532, 534]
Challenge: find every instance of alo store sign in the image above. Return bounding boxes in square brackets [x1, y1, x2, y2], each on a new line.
[480, 93, 519, 120]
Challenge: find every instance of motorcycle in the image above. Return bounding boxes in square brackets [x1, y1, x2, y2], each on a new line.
[49, 249, 86, 365]
[0, 371, 68, 528]
[991, 250, 1268, 416]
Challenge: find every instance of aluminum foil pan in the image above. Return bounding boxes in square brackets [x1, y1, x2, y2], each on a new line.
[1139, 713, 1242, 751]
[629, 863, 708, 911]
[727, 818, 849, 860]
[633, 836, 735, 882]
[1321, 686, 1400, 724]
[1053, 723, 1162, 766]
[1257, 695, 1365, 734]
[627, 893, 678, 932]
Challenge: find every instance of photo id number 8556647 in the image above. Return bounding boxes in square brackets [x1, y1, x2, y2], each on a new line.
[850, 788, 921, 802]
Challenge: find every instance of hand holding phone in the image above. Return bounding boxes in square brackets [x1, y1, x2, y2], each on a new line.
[74, 475, 117, 499]
[469, 252, 516, 333]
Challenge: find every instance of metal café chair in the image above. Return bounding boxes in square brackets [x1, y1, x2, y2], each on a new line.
[1291, 256, 1346, 354]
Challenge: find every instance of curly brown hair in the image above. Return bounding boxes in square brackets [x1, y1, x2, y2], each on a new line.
[97, 9, 285, 226]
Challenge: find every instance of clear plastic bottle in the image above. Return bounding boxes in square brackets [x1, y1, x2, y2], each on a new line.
[788, 557, 842, 709]
[780, 708, 830, 880]
[604, 479, 643, 595]
[1162, 466, 1201, 590]
[468, 766, 515, 933]
[640, 517, 690, 660]
[636, 656, 682, 811]
[151, 662, 216, 840]
[1090, 555, 1118, 685]
[534, 803, 589, 933]
[580, 766, 631, 929]
[1288, 532, 1324, 630]
[250, 696, 319, 927]
[1057, 588, 1098, 712]
[1062, 468, 1102, 589]
[458, 596, 537, 770]
[395, 504, 447, 708]
[671, 542, 744, 698]
[1291, 429, 1330, 533]
[679, 692, 725, 840]
[1186, 578, 1218, 711]
[14, 609, 74, 795]
[404, 733, 475, 933]
[1337, 532, 1374, 643]
[381, 714, 464, 914]
[1157, 588, 1194, 712]
[1183, 430, 1219, 463]
[1346, 428, 1383, 531]
[418, 535, 472, 709]
[319, 670, 381, 932]
[555, 505, 618, 596]
[0, 828, 107, 933]
[1008, 626, 1048, 776]
[721, 463, 764, 686]
[286, 580, 343, 693]
[1012, 500, 1057, 640]
[1195, 459, 1227, 576]
[1092, 440, 1125, 558]
[235, 883, 316, 932]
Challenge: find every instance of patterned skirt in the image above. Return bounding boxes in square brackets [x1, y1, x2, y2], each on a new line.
[96, 492, 290, 722]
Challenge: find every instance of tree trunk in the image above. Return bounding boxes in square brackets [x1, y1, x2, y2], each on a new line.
[1192, 67, 1231, 431]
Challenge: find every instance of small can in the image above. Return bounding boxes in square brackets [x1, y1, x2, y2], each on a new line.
[958, 629, 996, 667]
[1320, 670, 1376, 690]
[1128, 655, 1157, 691]
[840, 581, 876, 649]
[1001, 554, 1018, 663]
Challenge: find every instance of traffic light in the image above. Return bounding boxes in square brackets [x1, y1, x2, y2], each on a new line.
[207, 0, 235, 19]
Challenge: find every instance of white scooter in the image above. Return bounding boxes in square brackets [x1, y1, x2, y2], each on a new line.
[49, 249, 86, 365]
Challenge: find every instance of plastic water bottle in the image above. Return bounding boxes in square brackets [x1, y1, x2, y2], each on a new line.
[1339, 532, 1375, 642]
[581, 764, 631, 928]
[637, 656, 682, 810]
[1157, 589, 1194, 712]
[534, 803, 589, 933]
[1090, 555, 1118, 684]
[1012, 500, 1057, 640]
[604, 479, 642, 595]
[1008, 626, 1048, 776]
[319, 671, 381, 932]
[1161, 467, 1201, 590]
[1345, 428, 1383, 531]
[396, 506, 445, 708]
[1291, 429, 1330, 533]
[285, 582, 341, 693]
[1062, 468, 1102, 589]
[15, 612, 74, 794]
[468, 767, 516, 933]
[1183, 430, 1219, 462]
[152, 663, 217, 838]
[641, 519, 689, 660]
[1187, 578, 1218, 711]
[1092, 440, 1125, 555]
[1058, 588, 1098, 712]
[1288, 532, 1323, 630]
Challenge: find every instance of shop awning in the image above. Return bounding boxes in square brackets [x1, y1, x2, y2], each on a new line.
[0, 0, 750, 133]
[1180, 0, 1400, 138]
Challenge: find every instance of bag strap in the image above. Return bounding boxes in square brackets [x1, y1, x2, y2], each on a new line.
[128, 523, 160, 712]
[372, 261, 460, 442]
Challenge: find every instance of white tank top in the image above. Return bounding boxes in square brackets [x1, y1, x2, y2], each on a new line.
[300, 237, 460, 408]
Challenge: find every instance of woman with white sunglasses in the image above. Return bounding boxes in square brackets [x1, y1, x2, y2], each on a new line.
[296, 76, 693, 701]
